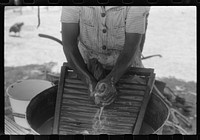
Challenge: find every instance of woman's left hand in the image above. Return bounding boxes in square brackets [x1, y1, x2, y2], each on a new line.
[94, 77, 117, 106]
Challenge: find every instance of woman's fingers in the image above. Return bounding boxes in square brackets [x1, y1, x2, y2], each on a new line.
[95, 90, 117, 106]
[93, 80, 117, 106]
[103, 91, 117, 104]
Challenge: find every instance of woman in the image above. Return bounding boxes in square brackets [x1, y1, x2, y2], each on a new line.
[61, 6, 150, 106]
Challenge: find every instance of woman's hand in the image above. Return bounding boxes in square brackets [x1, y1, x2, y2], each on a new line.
[86, 77, 97, 98]
[94, 77, 117, 106]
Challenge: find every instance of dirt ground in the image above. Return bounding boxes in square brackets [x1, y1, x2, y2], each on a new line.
[4, 6, 196, 134]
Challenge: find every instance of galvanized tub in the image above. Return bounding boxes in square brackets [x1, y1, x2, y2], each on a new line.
[26, 85, 169, 134]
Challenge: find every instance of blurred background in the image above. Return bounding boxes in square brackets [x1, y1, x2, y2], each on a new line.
[4, 6, 196, 134]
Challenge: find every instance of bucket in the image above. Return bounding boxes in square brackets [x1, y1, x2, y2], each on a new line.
[26, 86, 169, 134]
[6, 79, 54, 129]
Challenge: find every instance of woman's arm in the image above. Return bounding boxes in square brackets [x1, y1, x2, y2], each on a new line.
[62, 23, 97, 92]
[94, 33, 142, 106]
[93, 6, 150, 106]
[106, 33, 142, 84]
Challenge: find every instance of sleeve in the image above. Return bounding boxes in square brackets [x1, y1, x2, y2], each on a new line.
[60, 6, 80, 23]
[125, 6, 150, 34]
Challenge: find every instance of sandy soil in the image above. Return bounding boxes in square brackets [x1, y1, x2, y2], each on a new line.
[4, 6, 196, 82]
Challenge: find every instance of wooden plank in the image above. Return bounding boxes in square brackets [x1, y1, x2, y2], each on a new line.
[132, 73, 155, 134]
[52, 65, 67, 134]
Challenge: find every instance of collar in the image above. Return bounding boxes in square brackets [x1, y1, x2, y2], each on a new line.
[87, 6, 122, 12]
[105, 6, 118, 11]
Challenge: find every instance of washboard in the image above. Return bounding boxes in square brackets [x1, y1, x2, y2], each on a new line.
[53, 63, 155, 134]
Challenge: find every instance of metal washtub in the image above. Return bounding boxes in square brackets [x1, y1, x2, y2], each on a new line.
[26, 85, 169, 134]
[26, 63, 169, 134]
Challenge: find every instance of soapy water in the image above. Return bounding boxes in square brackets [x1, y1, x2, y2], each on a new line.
[81, 107, 109, 134]
[91, 107, 106, 134]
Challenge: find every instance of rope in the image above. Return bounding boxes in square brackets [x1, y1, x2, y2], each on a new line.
[153, 85, 191, 134]
[37, 6, 40, 28]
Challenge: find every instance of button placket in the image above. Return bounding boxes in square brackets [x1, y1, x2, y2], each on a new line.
[101, 26, 107, 51]
[100, 7, 107, 52]
[101, 6, 106, 26]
